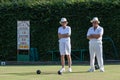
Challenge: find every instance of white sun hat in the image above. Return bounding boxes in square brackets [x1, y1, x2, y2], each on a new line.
[90, 17, 100, 23]
[59, 18, 68, 24]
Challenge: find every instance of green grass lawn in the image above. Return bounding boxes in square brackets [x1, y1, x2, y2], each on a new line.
[0, 65, 120, 80]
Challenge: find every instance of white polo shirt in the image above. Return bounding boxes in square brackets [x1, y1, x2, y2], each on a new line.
[58, 26, 71, 42]
[87, 26, 104, 41]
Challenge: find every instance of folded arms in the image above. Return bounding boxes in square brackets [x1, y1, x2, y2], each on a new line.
[58, 33, 70, 39]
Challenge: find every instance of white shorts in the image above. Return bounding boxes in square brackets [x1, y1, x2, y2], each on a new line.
[59, 41, 71, 55]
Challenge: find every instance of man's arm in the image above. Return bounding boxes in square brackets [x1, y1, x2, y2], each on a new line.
[58, 33, 62, 39]
[87, 35, 93, 40]
[91, 34, 101, 39]
[61, 33, 70, 38]
[58, 33, 70, 39]
[87, 34, 101, 39]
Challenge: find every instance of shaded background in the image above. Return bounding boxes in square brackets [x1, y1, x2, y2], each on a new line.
[0, 0, 120, 61]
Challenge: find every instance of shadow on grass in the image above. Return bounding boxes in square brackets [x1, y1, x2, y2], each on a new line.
[6, 72, 35, 76]
[65, 71, 89, 74]
[5, 72, 57, 76]
[5, 71, 88, 76]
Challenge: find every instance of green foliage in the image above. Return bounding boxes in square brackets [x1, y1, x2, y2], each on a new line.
[0, 0, 120, 61]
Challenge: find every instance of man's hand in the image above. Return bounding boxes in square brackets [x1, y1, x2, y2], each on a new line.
[87, 34, 101, 39]
[58, 33, 70, 39]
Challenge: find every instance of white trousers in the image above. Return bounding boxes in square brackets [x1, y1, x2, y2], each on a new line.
[59, 40, 71, 55]
[89, 40, 104, 70]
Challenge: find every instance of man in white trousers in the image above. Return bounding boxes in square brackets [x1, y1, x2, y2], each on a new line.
[87, 17, 105, 72]
[58, 18, 72, 73]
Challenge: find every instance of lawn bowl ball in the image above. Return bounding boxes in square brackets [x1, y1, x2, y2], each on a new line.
[36, 70, 41, 74]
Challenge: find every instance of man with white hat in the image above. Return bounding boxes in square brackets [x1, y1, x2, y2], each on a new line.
[58, 18, 72, 73]
[87, 17, 105, 72]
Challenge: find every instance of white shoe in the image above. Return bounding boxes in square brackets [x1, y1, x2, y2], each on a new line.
[59, 68, 65, 72]
[88, 68, 95, 72]
[100, 69, 105, 72]
[68, 68, 72, 72]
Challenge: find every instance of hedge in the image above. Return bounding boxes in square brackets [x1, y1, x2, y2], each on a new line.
[0, 1, 120, 61]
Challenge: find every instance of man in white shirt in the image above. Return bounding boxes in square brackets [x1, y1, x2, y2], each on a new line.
[58, 18, 72, 73]
[87, 17, 105, 72]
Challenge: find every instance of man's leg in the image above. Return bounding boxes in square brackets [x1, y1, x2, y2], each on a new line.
[61, 55, 65, 68]
[95, 41, 104, 72]
[65, 40, 72, 72]
[88, 41, 95, 72]
[59, 42, 65, 72]
[66, 55, 72, 68]
[66, 55, 72, 72]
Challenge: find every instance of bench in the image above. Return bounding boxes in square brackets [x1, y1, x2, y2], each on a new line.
[47, 49, 88, 61]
